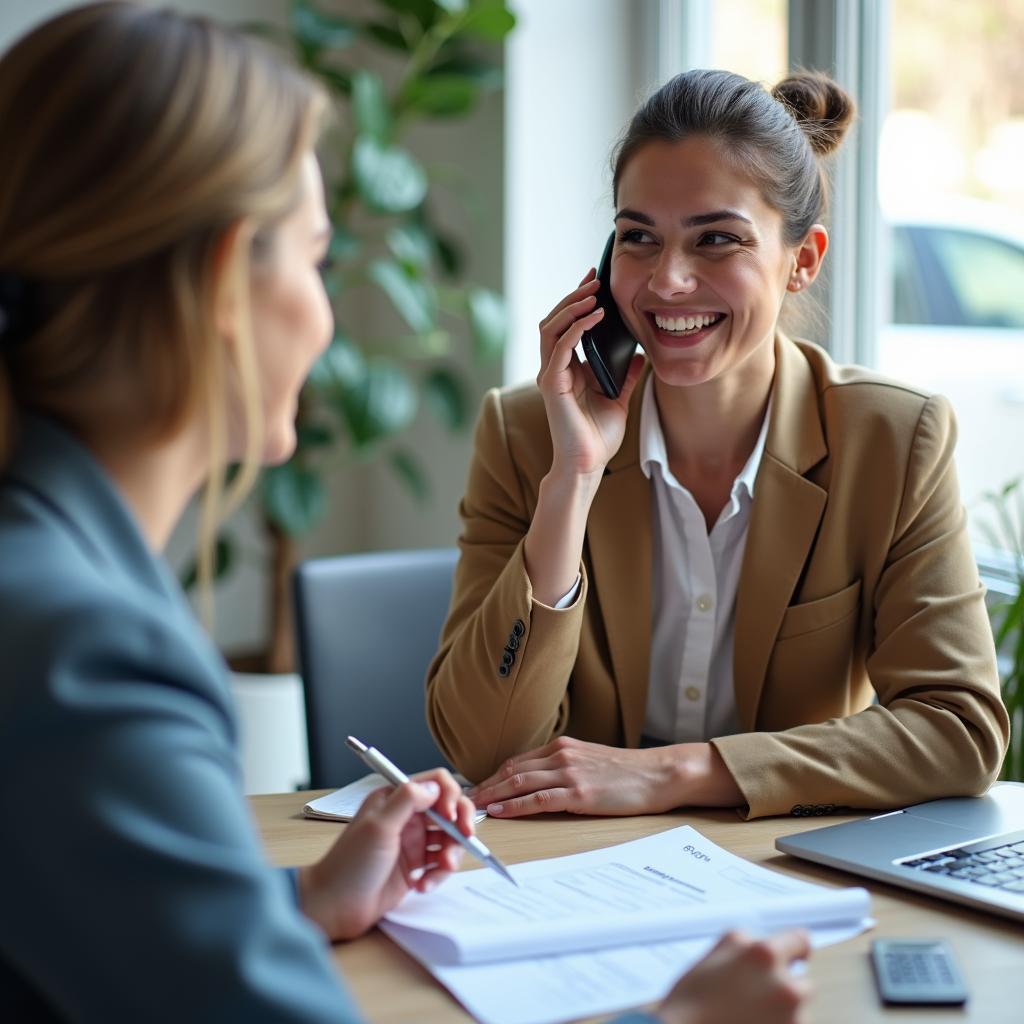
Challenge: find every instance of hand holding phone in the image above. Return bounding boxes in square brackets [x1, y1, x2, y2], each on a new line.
[580, 232, 638, 399]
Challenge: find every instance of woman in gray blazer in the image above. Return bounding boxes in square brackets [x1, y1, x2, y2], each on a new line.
[0, 4, 810, 1022]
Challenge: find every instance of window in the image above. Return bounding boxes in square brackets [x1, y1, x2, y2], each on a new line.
[876, 0, 1024, 523]
[709, 0, 787, 85]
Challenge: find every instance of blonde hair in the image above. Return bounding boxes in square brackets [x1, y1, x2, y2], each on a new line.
[0, 1, 325, 613]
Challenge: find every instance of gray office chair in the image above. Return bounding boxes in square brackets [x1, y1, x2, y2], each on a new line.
[293, 547, 458, 789]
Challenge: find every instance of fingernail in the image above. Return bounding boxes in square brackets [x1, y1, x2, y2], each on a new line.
[419, 781, 441, 799]
[487, 803, 503, 814]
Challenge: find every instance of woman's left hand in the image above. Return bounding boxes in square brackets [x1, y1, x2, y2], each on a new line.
[298, 767, 475, 941]
[467, 737, 745, 817]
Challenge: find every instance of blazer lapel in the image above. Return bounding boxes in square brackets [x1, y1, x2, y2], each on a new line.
[586, 373, 652, 746]
[733, 336, 828, 729]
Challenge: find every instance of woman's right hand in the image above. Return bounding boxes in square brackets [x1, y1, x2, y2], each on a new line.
[656, 929, 812, 1024]
[537, 269, 644, 480]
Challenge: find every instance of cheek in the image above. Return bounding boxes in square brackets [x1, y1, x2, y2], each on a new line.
[253, 274, 330, 380]
[610, 260, 640, 313]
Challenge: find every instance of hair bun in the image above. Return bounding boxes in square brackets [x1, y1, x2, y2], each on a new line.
[772, 71, 855, 156]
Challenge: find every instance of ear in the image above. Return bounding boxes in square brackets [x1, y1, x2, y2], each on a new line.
[786, 224, 829, 294]
[210, 219, 256, 342]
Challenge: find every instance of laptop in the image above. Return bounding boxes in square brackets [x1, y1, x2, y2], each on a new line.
[776, 782, 1024, 923]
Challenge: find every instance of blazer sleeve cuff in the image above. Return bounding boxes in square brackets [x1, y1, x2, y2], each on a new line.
[709, 734, 778, 820]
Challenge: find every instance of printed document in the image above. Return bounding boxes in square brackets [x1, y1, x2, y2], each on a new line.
[381, 824, 871, 1024]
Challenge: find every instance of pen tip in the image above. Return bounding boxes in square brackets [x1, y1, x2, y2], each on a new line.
[493, 860, 518, 887]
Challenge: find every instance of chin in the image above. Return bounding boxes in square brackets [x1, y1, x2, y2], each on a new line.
[263, 424, 297, 466]
[645, 351, 719, 389]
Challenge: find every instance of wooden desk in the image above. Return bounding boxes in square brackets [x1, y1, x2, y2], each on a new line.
[253, 792, 1024, 1023]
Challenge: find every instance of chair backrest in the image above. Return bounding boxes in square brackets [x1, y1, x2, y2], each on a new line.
[293, 547, 458, 790]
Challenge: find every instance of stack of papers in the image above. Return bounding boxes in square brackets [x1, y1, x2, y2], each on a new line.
[381, 825, 872, 1024]
[304, 773, 487, 823]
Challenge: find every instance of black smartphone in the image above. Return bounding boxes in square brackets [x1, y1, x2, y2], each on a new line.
[580, 231, 638, 399]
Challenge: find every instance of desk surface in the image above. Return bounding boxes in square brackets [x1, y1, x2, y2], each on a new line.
[253, 792, 1024, 1023]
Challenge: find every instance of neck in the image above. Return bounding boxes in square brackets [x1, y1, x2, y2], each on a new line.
[653, 339, 775, 477]
[82, 423, 209, 552]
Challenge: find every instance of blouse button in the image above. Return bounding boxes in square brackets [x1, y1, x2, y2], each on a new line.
[685, 686, 701, 702]
[695, 594, 713, 612]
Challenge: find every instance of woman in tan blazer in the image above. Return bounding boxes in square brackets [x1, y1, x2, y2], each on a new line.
[425, 68, 1008, 821]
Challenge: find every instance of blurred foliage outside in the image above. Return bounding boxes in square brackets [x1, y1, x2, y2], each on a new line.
[979, 480, 1024, 781]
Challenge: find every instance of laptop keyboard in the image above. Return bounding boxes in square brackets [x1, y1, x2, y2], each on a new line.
[900, 829, 1024, 894]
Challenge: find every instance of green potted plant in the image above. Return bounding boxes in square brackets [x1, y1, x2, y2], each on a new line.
[185, 0, 515, 673]
[979, 478, 1024, 781]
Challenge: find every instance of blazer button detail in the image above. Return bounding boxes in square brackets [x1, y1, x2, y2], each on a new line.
[498, 620, 525, 675]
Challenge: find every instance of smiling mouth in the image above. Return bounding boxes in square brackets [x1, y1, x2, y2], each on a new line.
[649, 312, 726, 337]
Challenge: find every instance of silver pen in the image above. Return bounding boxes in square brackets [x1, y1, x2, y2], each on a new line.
[345, 735, 518, 887]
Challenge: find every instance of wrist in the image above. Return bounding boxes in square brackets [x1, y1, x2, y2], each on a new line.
[297, 862, 357, 941]
[524, 470, 601, 605]
[665, 743, 744, 809]
[542, 463, 604, 503]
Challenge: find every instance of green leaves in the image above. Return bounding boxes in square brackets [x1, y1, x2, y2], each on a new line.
[290, 1, 355, 56]
[369, 259, 437, 334]
[387, 222, 434, 273]
[336, 360, 418, 448]
[424, 366, 468, 430]
[262, 463, 327, 536]
[461, 0, 516, 40]
[180, 535, 236, 591]
[978, 477, 1024, 781]
[467, 287, 506, 360]
[351, 137, 428, 213]
[227, 0, 514, 538]
[352, 71, 391, 142]
[400, 73, 479, 117]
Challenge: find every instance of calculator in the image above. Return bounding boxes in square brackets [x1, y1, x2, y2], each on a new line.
[870, 939, 968, 1006]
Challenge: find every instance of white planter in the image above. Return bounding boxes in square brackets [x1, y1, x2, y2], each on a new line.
[229, 671, 310, 795]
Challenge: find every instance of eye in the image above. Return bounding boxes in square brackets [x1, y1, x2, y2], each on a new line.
[617, 227, 655, 245]
[317, 256, 335, 275]
[699, 231, 739, 246]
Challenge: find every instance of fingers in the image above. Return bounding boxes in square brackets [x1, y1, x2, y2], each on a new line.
[484, 787, 574, 818]
[410, 767, 467, 826]
[616, 352, 647, 405]
[471, 767, 564, 809]
[765, 928, 812, 967]
[540, 273, 599, 335]
[711, 928, 810, 967]
[357, 777, 440, 835]
[469, 739, 571, 795]
[539, 304, 604, 386]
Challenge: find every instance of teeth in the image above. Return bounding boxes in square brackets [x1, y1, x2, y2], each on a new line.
[654, 313, 720, 332]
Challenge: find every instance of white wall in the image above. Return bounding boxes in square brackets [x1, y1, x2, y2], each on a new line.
[503, 0, 661, 386]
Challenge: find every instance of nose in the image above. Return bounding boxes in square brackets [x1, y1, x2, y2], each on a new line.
[648, 247, 698, 299]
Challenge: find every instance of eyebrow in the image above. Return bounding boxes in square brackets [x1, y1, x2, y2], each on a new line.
[614, 208, 753, 228]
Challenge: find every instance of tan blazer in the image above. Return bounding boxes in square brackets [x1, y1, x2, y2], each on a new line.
[426, 335, 1009, 818]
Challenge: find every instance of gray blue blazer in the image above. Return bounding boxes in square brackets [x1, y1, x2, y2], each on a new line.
[0, 415, 359, 1021]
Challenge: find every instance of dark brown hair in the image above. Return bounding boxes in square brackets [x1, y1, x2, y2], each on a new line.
[611, 68, 856, 244]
